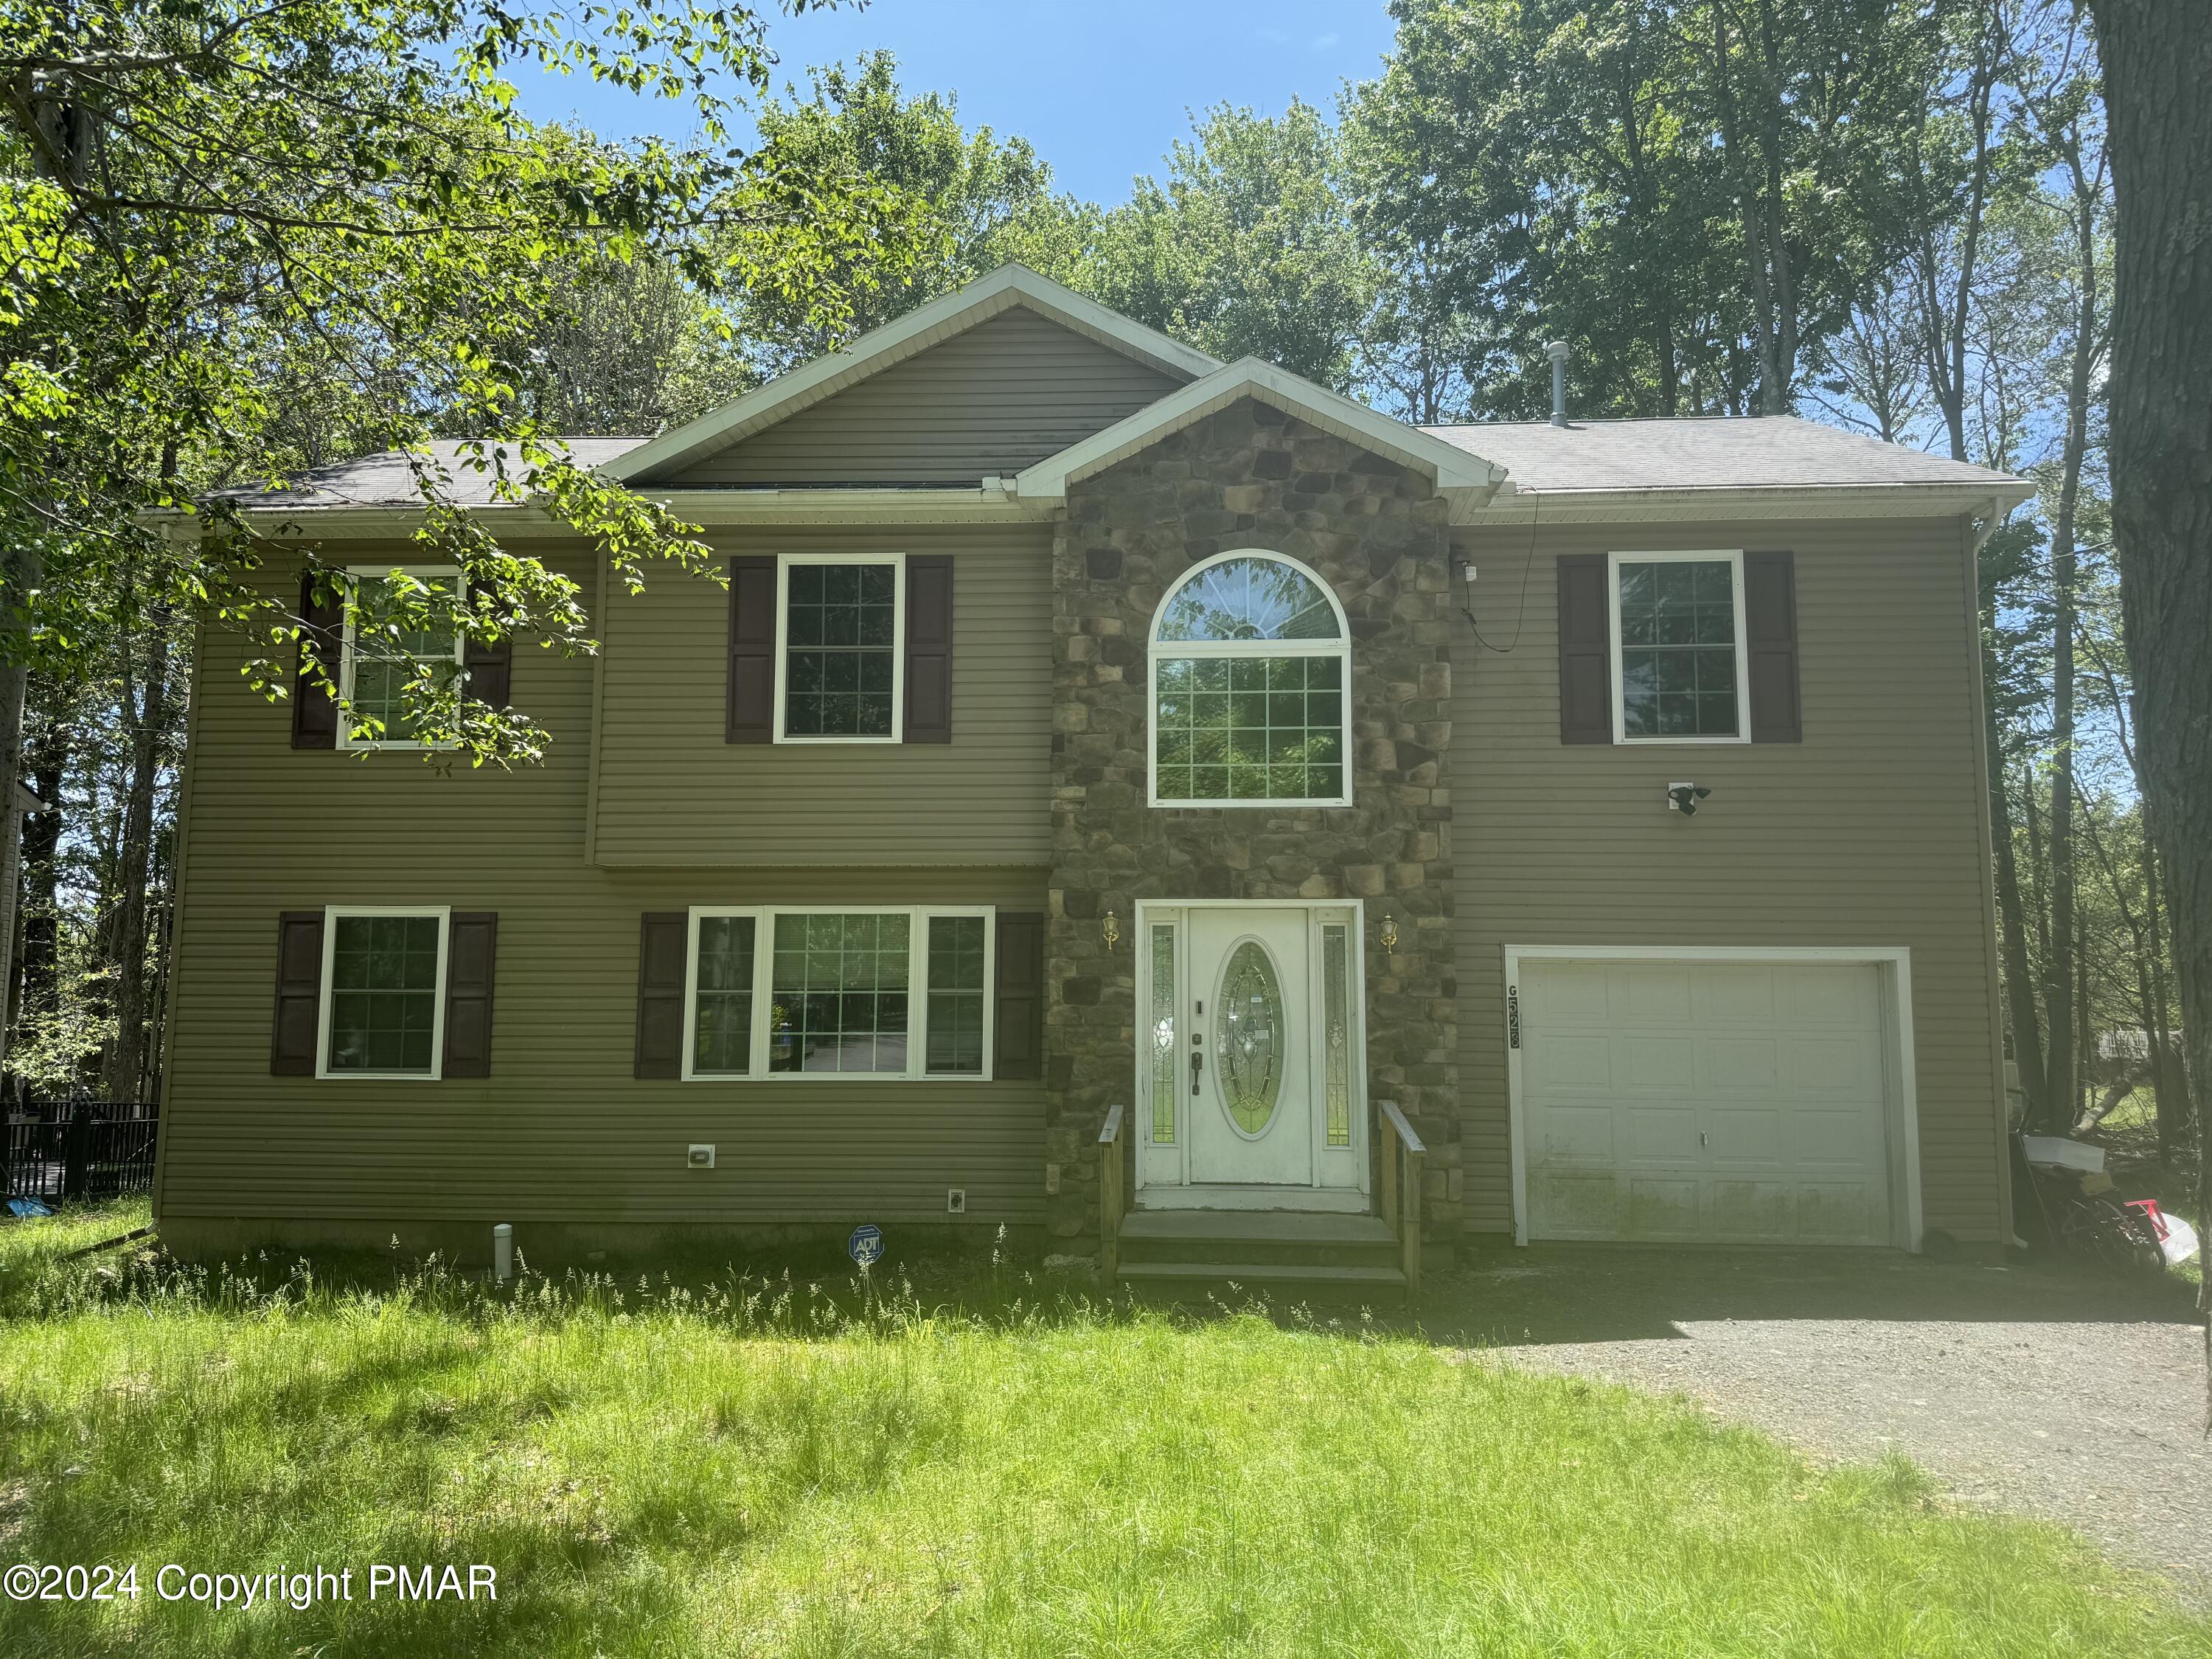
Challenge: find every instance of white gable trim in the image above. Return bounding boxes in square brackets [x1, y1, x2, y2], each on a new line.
[1015, 358, 1510, 519]
[604, 265, 1220, 485]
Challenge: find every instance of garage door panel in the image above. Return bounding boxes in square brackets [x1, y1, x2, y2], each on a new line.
[1534, 1104, 1615, 1164]
[1627, 1178, 1704, 1237]
[1521, 958, 1895, 1247]
[1797, 1181, 1884, 1242]
[1533, 1172, 1624, 1237]
[1526, 1032, 1615, 1092]
[1708, 1036, 1781, 1091]
[1618, 970, 1691, 1025]
[1624, 1035, 1695, 1091]
[1708, 1180, 1794, 1237]
[1787, 1034, 1880, 1095]
[1706, 1105, 1782, 1164]
[1624, 1104, 1702, 1161]
[1704, 969, 1779, 1025]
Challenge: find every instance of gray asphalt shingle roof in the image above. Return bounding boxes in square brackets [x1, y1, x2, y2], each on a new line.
[218, 438, 650, 509]
[1421, 414, 2020, 495]
[223, 415, 2018, 509]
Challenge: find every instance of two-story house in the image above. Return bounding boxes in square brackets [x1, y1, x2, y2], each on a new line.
[157, 265, 2032, 1290]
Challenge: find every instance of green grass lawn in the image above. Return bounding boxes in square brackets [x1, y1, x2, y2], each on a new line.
[1, 1203, 2205, 1658]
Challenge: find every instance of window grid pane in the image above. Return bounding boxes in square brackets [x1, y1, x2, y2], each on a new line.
[1155, 557, 1343, 642]
[769, 912, 911, 1073]
[1149, 923, 1177, 1144]
[326, 914, 441, 1074]
[925, 915, 987, 1076]
[351, 575, 461, 743]
[785, 563, 897, 737]
[1618, 560, 1739, 737]
[692, 915, 757, 1075]
[1323, 923, 1352, 1147]
[1155, 653, 1344, 801]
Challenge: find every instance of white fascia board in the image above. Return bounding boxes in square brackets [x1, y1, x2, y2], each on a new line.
[1015, 358, 1510, 512]
[1456, 480, 2038, 527]
[603, 265, 1221, 486]
[217, 488, 1051, 539]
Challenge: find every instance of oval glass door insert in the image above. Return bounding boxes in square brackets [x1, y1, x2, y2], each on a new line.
[1216, 939, 1285, 1134]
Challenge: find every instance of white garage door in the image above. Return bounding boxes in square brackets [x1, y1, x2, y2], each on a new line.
[1518, 959, 1895, 1245]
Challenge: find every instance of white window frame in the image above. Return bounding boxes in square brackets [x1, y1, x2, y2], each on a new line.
[337, 564, 467, 752]
[315, 903, 451, 1080]
[773, 551, 907, 745]
[679, 904, 995, 1082]
[1607, 549, 1752, 746]
[1147, 549, 1354, 809]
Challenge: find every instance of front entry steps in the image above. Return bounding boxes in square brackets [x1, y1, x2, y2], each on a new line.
[1111, 1209, 1408, 1304]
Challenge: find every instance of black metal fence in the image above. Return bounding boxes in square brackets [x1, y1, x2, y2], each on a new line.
[4, 1102, 160, 1206]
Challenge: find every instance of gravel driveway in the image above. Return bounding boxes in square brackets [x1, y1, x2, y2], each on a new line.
[1429, 1246, 2210, 1593]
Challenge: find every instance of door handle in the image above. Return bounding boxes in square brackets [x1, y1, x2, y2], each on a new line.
[1190, 1047, 1203, 1096]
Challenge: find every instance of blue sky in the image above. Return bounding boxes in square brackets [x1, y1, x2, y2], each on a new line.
[515, 1, 1400, 206]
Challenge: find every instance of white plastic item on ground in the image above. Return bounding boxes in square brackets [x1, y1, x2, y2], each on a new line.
[2135, 1204, 2200, 1267]
[2021, 1135, 2106, 1175]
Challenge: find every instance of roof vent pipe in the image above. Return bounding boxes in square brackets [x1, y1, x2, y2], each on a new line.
[1545, 341, 1571, 427]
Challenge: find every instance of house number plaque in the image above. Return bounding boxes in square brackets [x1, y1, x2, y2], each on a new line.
[1507, 986, 1520, 1050]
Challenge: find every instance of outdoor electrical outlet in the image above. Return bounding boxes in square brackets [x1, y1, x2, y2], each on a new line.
[946, 1188, 967, 1214]
[686, 1144, 716, 1169]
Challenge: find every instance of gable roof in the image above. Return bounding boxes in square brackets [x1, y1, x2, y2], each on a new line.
[605, 265, 1220, 485]
[1015, 358, 1509, 519]
[1425, 416, 2029, 503]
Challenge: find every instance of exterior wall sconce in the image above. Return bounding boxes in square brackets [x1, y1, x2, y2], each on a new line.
[1378, 913, 1398, 955]
[1101, 911, 1121, 952]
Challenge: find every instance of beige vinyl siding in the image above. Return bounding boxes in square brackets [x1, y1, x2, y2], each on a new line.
[662, 307, 1183, 485]
[591, 525, 1051, 866]
[158, 547, 1046, 1233]
[1451, 515, 2008, 1242]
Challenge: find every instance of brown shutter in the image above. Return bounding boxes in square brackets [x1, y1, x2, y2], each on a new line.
[634, 911, 689, 1078]
[903, 554, 953, 743]
[270, 911, 326, 1074]
[1745, 551, 1802, 743]
[726, 554, 777, 744]
[1556, 553, 1613, 743]
[442, 912, 499, 1077]
[465, 636, 512, 709]
[993, 911, 1045, 1079]
[291, 571, 343, 749]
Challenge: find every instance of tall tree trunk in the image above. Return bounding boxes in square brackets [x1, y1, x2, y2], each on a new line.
[1987, 682, 2049, 1117]
[2086, 0, 2212, 1378]
[2140, 832, 2189, 1159]
[11, 714, 65, 1084]
[102, 610, 170, 1104]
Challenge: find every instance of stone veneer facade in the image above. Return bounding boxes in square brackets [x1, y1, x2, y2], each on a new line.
[1043, 396, 1461, 1241]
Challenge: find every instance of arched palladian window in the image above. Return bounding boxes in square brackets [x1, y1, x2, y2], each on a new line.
[1149, 551, 1352, 806]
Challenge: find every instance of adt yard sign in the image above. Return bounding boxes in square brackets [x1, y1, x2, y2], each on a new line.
[848, 1224, 883, 1269]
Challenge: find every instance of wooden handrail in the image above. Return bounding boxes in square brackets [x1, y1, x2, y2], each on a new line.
[1377, 1100, 1425, 1302]
[1098, 1104, 1126, 1286]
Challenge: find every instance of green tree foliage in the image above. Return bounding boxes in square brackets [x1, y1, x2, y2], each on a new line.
[1076, 102, 1377, 391]
[1343, 0, 1953, 420]
[731, 51, 1079, 374]
[0, 0, 924, 768]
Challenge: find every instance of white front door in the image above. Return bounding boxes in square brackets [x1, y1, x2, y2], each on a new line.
[1135, 902, 1366, 1203]
[1189, 907, 1312, 1185]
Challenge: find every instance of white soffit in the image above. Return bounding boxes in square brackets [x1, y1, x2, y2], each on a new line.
[1015, 358, 1509, 516]
[604, 265, 1222, 485]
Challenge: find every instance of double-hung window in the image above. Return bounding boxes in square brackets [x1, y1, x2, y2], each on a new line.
[681, 905, 993, 1080]
[1607, 550, 1751, 744]
[776, 554, 904, 741]
[317, 905, 450, 1079]
[339, 566, 466, 750]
